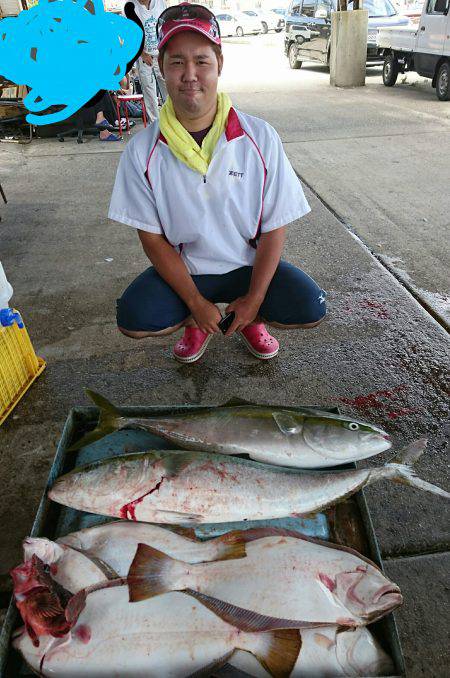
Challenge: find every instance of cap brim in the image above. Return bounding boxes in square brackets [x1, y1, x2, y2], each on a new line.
[158, 23, 221, 50]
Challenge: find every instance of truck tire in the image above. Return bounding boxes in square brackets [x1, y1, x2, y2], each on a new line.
[261, 22, 268, 34]
[383, 54, 399, 87]
[236, 26, 244, 37]
[289, 43, 302, 69]
[436, 62, 450, 101]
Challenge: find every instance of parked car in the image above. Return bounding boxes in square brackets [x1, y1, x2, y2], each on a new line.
[284, 0, 411, 69]
[378, 0, 450, 100]
[242, 9, 285, 33]
[215, 11, 262, 37]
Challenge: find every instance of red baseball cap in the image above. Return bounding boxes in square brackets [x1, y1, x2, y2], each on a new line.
[157, 3, 222, 51]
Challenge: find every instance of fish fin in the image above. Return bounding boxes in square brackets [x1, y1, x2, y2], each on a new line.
[67, 389, 121, 451]
[186, 651, 235, 678]
[168, 525, 199, 540]
[251, 629, 301, 678]
[387, 463, 450, 499]
[66, 545, 119, 580]
[25, 622, 40, 648]
[272, 412, 302, 436]
[161, 452, 198, 479]
[127, 543, 186, 602]
[203, 533, 247, 561]
[154, 509, 203, 523]
[390, 437, 428, 465]
[64, 589, 87, 626]
[384, 438, 450, 500]
[184, 589, 319, 632]
[220, 397, 254, 407]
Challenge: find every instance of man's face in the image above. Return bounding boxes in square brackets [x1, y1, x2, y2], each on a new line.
[160, 32, 223, 119]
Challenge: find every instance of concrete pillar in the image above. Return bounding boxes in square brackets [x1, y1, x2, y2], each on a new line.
[330, 10, 368, 88]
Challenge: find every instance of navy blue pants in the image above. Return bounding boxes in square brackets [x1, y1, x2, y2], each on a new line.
[117, 261, 326, 332]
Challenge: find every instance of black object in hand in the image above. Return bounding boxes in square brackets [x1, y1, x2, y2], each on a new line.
[218, 312, 235, 334]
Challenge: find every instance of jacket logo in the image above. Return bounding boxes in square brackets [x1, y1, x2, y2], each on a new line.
[229, 170, 244, 179]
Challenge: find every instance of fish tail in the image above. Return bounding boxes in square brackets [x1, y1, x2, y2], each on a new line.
[251, 629, 301, 678]
[385, 438, 450, 500]
[68, 390, 121, 451]
[389, 437, 428, 465]
[127, 543, 188, 602]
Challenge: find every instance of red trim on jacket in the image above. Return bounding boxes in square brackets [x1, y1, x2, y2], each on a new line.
[145, 137, 160, 188]
[225, 108, 245, 141]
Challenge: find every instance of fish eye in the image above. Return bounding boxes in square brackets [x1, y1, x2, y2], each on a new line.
[347, 422, 360, 431]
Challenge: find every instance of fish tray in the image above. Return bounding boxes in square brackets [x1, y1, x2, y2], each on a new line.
[0, 403, 405, 677]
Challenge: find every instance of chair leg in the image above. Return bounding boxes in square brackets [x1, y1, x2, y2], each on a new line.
[115, 98, 122, 138]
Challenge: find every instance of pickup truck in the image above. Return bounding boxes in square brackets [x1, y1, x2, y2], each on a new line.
[377, 0, 450, 100]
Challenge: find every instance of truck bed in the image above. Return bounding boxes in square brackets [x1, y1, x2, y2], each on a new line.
[377, 26, 417, 52]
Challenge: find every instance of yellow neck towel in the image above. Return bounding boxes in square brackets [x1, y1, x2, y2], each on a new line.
[159, 93, 233, 175]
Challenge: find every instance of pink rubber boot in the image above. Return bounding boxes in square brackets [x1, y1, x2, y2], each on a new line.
[240, 323, 279, 360]
[173, 327, 212, 364]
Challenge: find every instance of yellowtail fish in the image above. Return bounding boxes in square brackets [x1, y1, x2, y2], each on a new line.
[68, 390, 392, 469]
[49, 439, 449, 524]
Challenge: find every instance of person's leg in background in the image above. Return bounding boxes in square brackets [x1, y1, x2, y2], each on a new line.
[91, 92, 121, 141]
[152, 60, 167, 104]
[136, 60, 159, 123]
[126, 101, 143, 118]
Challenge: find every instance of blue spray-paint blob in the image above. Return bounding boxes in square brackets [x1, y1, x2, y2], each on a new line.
[0, 0, 143, 125]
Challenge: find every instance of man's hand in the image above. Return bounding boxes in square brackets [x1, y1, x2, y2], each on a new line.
[224, 294, 263, 336]
[190, 298, 222, 335]
[141, 52, 153, 66]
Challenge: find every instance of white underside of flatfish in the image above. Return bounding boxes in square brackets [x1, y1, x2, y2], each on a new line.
[130, 534, 401, 628]
[57, 521, 240, 575]
[13, 589, 292, 677]
[230, 626, 394, 677]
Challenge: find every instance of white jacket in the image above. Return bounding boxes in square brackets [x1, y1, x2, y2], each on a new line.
[109, 108, 311, 275]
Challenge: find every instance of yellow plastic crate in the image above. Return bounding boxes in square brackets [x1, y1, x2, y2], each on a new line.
[0, 310, 46, 426]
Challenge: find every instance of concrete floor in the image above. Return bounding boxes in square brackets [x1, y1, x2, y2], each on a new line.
[0, 33, 449, 677]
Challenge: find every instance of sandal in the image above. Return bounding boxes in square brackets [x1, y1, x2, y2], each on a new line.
[240, 323, 279, 360]
[173, 327, 212, 364]
[99, 132, 121, 142]
[95, 119, 116, 131]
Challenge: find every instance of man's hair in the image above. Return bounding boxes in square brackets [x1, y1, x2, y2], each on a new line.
[159, 41, 223, 64]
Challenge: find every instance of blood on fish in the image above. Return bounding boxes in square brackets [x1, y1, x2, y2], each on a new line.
[119, 477, 167, 521]
[318, 573, 336, 592]
[74, 624, 91, 644]
[49, 564, 58, 576]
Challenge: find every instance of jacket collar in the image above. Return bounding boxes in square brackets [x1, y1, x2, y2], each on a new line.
[158, 107, 244, 145]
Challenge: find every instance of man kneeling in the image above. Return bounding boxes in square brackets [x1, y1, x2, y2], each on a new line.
[109, 3, 326, 364]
